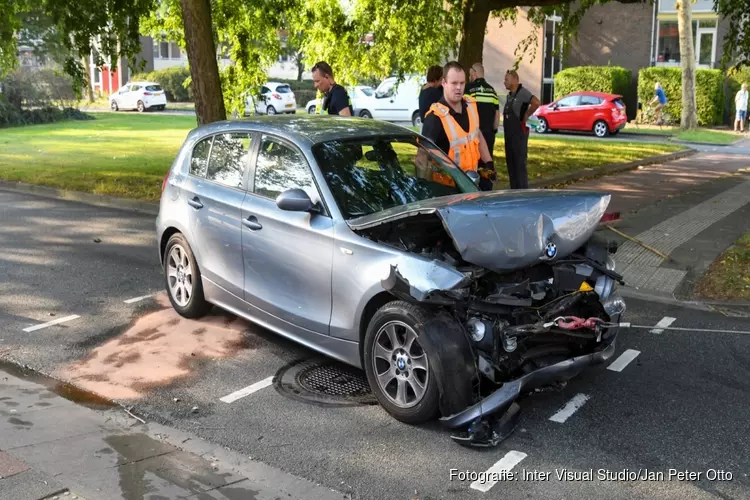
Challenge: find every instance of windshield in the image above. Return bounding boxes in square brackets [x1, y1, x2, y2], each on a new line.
[312, 136, 478, 219]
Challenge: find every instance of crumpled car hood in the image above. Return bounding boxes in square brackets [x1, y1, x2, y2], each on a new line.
[348, 189, 611, 273]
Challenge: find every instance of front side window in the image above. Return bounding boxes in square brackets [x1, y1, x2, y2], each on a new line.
[312, 136, 478, 219]
[205, 133, 252, 189]
[556, 96, 579, 107]
[253, 135, 316, 200]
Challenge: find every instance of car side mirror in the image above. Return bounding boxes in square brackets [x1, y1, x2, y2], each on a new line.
[466, 170, 480, 185]
[276, 188, 317, 213]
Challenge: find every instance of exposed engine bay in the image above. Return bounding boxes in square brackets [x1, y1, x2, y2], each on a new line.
[351, 202, 627, 448]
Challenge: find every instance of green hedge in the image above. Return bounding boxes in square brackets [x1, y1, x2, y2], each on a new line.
[638, 67, 724, 126]
[0, 99, 94, 128]
[131, 66, 193, 102]
[553, 66, 632, 101]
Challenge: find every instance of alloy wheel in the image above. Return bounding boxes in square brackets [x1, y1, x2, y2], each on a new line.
[372, 320, 429, 408]
[594, 121, 608, 137]
[167, 244, 193, 307]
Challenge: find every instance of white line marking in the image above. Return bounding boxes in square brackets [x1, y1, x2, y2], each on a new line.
[650, 316, 676, 334]
[23, 315, 81, 333]
[607, 349, 641, 372]
[470, 450, 527, 492]
[124, 294, 153, 304]
[219, 377, 274, 403]
[549, 393, 590, 423]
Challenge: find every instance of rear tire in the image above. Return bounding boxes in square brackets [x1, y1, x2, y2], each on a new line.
[163, 233, 212, 319]
[593, 120, 610, 138]
[267, 106, 276, 115]
[137, 101, 145, 113]
[363, 301, 439, 424]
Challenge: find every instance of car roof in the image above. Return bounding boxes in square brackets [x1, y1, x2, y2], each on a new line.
[189, 115, 416, 146]
[126, 81, 160, 86]
[568, 91, 621, 99]
[265, 82, 292, 88]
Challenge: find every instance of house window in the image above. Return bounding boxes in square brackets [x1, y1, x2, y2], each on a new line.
[656, 19, 717, 67]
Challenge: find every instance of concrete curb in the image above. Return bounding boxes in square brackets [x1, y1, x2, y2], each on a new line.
[529, 147, 698, 188]
[619, 286, 750, 312]
[0, 179, 160, 216]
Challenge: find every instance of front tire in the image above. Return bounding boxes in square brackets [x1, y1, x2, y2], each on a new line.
[111, 100, 119, 112]
[360, 110, 372, 119]
[536, 117, 549, 133]
[163, 233, 211, 319]
[363, 301, 439, 424]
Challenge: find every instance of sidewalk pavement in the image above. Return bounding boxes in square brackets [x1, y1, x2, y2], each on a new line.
[566, 150, 750, 301]
[0, 366, 346, 500]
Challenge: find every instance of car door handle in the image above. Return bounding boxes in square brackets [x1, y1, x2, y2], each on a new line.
[187, 197, 203, 209]
[242, 216, 262, 231]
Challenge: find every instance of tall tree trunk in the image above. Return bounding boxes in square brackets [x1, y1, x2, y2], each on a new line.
[296, 51, 304, 81]
[82, 55, 95, 103]
[457, 0, 491, 70]
[180, 0, 226, 125]
[677, 0, 698, 129]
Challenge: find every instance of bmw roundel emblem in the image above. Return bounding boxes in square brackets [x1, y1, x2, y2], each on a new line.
[397, 359, 406, 370]
[545, 242, 557, 259]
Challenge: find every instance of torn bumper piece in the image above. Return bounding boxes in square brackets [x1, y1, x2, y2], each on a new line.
[439, 336, 618, 430]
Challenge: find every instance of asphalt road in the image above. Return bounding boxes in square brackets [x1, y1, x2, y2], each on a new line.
[1, 188, 750, 500]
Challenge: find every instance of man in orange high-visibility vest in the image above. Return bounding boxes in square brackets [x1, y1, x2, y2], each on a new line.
[421, 61, 496, 191]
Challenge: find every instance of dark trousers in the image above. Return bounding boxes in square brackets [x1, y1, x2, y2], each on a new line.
[504, 127, 529, 189]
[482, 128, 496, 158]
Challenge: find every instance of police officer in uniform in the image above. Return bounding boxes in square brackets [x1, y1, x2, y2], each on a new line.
[421, 61, 496, 191]
[502, 69, 540, 189]
[466, 63, 500, 154]
[311, 61, 353, 116]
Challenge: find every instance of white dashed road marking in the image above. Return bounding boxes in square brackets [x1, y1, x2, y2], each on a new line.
[549, 393, 590, 423]
[23, 314, 81, 332]
[220, 376, 274, 403]
[650, 316, 676, 334]
[607, 349, 641, 372]
[124, 294, 154, 304]
[469, 450, 527, 492]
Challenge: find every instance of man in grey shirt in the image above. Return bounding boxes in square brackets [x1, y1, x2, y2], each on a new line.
[502, 69, 540, 189]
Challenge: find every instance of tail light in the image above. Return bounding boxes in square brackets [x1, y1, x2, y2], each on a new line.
[162, 171, 170, 192]
[272, 93, 281, 100]
[600, 212, 620, 223]
[144, 91, 153, 96]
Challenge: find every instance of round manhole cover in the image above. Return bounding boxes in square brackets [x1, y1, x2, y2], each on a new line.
[273, 358, 377, 407]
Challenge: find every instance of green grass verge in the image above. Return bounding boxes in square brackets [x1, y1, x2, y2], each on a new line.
[0, 113, 682, 201]
[673, 128, 740, 145]
[694, 230, 750, 301]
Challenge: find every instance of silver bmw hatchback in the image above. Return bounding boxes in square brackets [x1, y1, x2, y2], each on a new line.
[156, 115, 624, 446]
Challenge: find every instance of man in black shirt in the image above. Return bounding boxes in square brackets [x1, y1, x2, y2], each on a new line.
[418, 65, 443, 123]
[311, 61, 353, 116]
[466, 63, 500, 154]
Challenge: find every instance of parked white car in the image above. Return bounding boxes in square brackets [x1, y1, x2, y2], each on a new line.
[246, 82, 297, 115]
[305, 85, 375, 115]
[110, 81, 167, 112]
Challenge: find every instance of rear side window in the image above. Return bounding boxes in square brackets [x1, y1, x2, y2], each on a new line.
[206, 133, 253, 189]
[131, 85, 141, 91]
[276, 85, 292, 94]
[579, 95, 603, 106]
[190, 137, 213, 177]
[146, 85, 162, 92]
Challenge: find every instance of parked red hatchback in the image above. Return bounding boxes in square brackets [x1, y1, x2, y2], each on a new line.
[533, 91, 627, 138]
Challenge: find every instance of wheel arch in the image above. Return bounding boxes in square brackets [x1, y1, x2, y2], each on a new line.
[358, 291, 397, 365]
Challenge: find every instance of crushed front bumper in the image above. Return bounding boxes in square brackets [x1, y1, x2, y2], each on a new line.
[439, 334, 618, 430]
